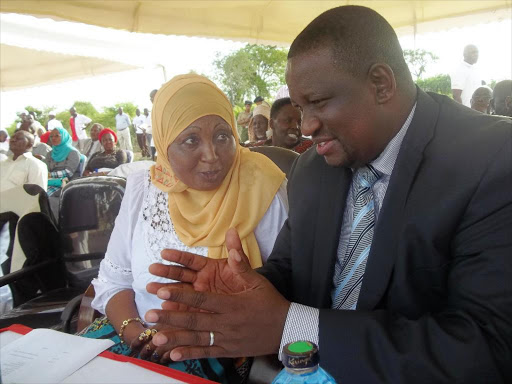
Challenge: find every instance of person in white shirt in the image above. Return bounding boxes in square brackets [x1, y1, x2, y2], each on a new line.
[0, 129, 9, 154]
[0, 131, 47, 192]
[143, 108, 154, 159]
[115, 107, 133, 151]
[451, 44, 483, 107]
[78, 123, 104, 161]
[132, 108, 149, 157]
[47, 111, 63, 131]
[69, 107, 92, 147]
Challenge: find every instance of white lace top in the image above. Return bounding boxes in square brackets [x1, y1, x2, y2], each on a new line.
[91, 169, 289, 320]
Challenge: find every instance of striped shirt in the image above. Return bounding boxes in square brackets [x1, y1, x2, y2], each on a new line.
[279, 103, 417, 357]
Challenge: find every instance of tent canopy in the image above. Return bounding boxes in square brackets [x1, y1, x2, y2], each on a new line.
[0, 44, 138, 91]
[1, 1, 511, 45]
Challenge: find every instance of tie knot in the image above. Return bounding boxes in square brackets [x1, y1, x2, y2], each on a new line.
[356, 165, 380, 189]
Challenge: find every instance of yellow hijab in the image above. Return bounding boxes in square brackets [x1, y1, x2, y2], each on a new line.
[150, 74, 285, 268]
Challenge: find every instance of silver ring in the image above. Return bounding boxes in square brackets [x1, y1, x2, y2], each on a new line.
[209, 331, 215, 347]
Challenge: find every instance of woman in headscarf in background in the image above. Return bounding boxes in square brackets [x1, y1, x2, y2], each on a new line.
[247, 103, 271, 145]
[0, 129, 10, 154]
[45, 127, 80, 196]
[81, 74, 289, 383]
[82, 128, 128, 176]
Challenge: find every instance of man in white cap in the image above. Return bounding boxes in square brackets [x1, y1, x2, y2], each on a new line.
[47, 111, 63, 131]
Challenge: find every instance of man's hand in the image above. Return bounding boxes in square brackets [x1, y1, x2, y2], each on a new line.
[146, 228, 291, 360]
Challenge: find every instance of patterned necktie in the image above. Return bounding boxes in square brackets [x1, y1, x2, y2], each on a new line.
[332, 164, 381, 310]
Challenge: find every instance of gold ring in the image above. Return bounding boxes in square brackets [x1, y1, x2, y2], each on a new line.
[139, 328, 155, 342]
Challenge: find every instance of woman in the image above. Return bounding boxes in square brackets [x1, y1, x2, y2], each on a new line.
[82, 128, 127, 176]
[0, 129, 9, 154]
[247, 103, 271, 144]
[81, 74, 288, 383]
[45, 127, 80, 196]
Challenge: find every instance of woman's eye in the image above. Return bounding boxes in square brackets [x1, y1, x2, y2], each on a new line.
[183, 137, 199, 146]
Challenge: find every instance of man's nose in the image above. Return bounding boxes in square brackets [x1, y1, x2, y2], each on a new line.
[300, 113, 321, 137]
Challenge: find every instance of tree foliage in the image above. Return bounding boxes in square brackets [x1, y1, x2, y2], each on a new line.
[416, 74, 452, 96]
[404, 49, 439, 81]
[214, 44, 288, 106]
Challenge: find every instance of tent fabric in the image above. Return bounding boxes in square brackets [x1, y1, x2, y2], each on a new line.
[1, 1, 511, 44]
[0, 44, 138, 91]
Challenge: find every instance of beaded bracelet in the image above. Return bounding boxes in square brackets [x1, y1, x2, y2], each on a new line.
[119, 317, 145, 344]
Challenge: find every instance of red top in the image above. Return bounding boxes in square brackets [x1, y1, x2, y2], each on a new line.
[70, 116, 78, 142]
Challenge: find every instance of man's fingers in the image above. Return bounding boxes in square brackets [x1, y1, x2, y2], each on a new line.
[159, 249, 208, 271]
[149, 263, 199, 283]
[152, 330, 217, 350]
[170, 346, 226, 361]
[146, 282, 191, 295]
[145, 309, 222, 331]
[153, 288, 231, 312]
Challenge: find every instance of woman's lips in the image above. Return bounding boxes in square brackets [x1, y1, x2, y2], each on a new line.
[199, 170, 221, 181]
[316, 139, 335, 156]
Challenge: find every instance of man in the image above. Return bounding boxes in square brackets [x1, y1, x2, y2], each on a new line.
[491, 79, 512, 117]
[78, 123, 103, 160]
[148, 89, 158, 159]
[47, 111, 63, 131]
[69, 107, 92, 147]
[254, 95, 270, 108]
[451, 44, 483, 107]
[269, 97, 313, 153]
[132, 108, 149, 157]
[145, 6, 512, 384]
[115, 107, 133, 151]
[236, 101, 252, 143]
[16, 110, 28, 130]
[0, 131, 47, 192]
[18, 114, 38, 135]
[470, 86, 493, 114]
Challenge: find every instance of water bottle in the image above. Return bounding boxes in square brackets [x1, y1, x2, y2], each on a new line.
[272, 341, 337, 383]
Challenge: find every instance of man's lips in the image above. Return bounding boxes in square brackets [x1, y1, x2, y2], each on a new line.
[315, 138, 336, 156]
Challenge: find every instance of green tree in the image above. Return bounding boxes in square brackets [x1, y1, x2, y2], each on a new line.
[404, 49, 439, 80]
[214, 44, 288, 106]
[416, 74, 452, 96]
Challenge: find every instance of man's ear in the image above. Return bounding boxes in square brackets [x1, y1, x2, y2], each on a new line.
[269, 118, 275, 130]
[367, 63, 396, 104]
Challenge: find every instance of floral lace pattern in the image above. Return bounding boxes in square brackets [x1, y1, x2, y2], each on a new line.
[141, 172, 207, 263]
[103, 255, 132, 275]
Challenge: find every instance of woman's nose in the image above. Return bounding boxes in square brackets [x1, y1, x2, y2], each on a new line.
[201, 142, 218, 163]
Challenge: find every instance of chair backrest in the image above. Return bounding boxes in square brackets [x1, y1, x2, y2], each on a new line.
[249, 146, 298, 178]
[59, 176, 126, 290]
[126, 150, 134, 163]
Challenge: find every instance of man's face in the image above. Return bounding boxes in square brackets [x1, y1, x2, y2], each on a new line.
[464, 46, 479, 65]
[286, 47, 382, 168]
[90, 124, 101, 141]
[150, 90, 157, 104]
[136, 109, 140, 116]
[492, 94, 512, 117]
[252, 115, 268, 141]
[69, 108, 77, 117]
[271, 104, 302, 149]
[27, 115, 34, 123]
[117, 107, 123, 115]
[9, 131, 31, 156]
[144, 108, 149, 116]
[245, 104, 251, 112]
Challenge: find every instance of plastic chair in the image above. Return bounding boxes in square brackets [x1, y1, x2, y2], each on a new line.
[0, 176, 126, 332]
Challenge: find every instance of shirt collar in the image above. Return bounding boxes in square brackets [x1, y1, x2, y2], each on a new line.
[370, 102, 417, 177]
[9, 151, 34, 162]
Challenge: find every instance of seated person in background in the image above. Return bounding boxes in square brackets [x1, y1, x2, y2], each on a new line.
[17, 114, 38, 135]
[0, 129, 9, 154]
[492, 79, 512, 117]
[80, 74, 288, 383]
[0, 131, 47, 192]
[39, 131, 51, 145]
[236, 100, 252, 143]
[269, 97, 313, 153]
[32, 140, 52, 161]
[247, 103, 271, 145]
[82, 128, 128, 176]
[45, 127, 80, 196]
[78, 123, 103, 159]
[470, 86, 493, 114]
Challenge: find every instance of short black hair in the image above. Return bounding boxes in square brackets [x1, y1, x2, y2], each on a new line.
[244, 100, 252, 105]
[493, 80, 512, 99]
[254, 96, 264, 103]
[271, 97, 292, 119]
[289, 6, 412, 85]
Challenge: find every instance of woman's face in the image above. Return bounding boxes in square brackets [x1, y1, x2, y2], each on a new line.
[101, 133, 116, 151]
[252, 115, 268, 141]
[0, 132, 7, 143]
[50, 129, 62, 146]
[167, 115, 236, 191]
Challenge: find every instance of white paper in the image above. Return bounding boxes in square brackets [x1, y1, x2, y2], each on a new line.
[62, 355, 187, 384]
[0, 328, 114, 384]
[0, 330, 23, 349]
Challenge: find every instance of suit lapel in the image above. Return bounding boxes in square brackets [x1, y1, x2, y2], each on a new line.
[311, 159, 352, 307]
[357, 90, 440, 310]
